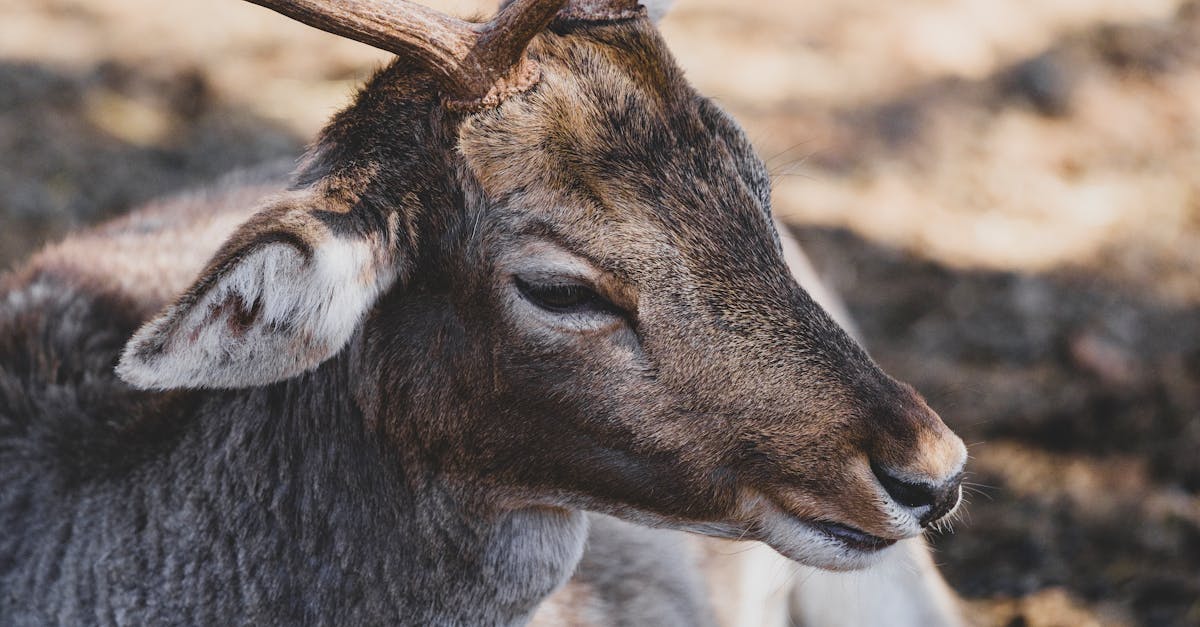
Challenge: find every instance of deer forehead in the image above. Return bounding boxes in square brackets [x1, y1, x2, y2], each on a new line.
[458, 28, 777, 281]
[460, 26, 710, 198]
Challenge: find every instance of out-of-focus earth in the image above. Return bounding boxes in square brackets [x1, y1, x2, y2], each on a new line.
[2, 1, 1198, 625]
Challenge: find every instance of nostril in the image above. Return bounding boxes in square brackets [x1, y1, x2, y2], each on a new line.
[871, 462, 938, 509]
[921, 478, 963, 527]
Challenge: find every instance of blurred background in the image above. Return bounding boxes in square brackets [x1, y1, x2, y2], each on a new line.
[1, 0, 1197, 624]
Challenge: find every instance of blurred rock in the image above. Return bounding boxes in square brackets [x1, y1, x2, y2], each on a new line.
[1007, 52, 1075, 117]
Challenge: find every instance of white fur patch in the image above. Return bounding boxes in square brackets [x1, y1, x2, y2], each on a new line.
[117, 237, 394, 390]
[642, 0, 675, 23]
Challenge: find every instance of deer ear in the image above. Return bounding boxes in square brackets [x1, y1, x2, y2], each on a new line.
[117, 191, 399, 390]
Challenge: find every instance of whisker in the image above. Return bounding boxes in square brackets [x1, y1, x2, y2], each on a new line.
[764, 139, 817, 169]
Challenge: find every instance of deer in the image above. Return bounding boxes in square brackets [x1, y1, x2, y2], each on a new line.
[0, 0, 968, 624]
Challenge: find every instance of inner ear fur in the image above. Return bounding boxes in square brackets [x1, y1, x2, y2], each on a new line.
[117, 190, 400, 391]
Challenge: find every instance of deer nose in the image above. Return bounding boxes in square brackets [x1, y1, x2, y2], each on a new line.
[871, 463, 963, 527]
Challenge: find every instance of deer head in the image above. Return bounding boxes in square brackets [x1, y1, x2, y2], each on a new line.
[117, 0, 966, 570]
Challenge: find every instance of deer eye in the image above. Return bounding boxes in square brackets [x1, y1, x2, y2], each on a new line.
[514, 276, 618, 316]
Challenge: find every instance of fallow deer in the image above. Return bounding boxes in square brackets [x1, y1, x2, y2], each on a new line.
[0, 0, 967, 624]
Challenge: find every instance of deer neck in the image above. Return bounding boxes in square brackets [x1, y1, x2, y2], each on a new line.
[155, 354, 588, 624]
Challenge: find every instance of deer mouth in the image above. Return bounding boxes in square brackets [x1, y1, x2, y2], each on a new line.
[805, 520, 897, 553]
[737, 490, 910, 569]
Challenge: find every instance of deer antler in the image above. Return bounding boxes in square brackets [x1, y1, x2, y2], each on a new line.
[245, 0, 567, 109]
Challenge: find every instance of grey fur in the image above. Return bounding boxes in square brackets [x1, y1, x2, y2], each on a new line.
[0, 271, 585, 625]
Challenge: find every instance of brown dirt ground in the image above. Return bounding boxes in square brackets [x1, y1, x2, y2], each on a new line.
[2, 1, 1198, 625]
